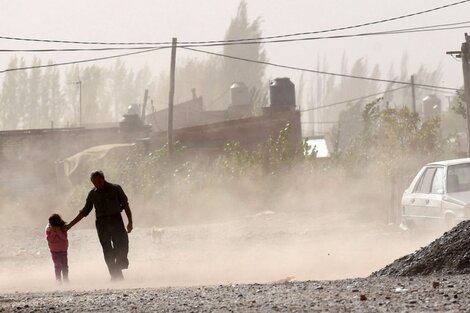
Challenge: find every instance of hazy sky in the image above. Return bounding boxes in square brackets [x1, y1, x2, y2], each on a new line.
[0, 0, 468, 98]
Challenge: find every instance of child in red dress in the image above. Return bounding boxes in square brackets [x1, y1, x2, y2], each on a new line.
[45, 214, 69, 283]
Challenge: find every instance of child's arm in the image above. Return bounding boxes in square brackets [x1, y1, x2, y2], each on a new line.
[45, 224, 52, 237]
[45, 225, 58, 243]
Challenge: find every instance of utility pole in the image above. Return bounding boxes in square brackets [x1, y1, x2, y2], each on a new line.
[463, 34, 470, 157]
[141, 89, 149, 124]
[410, 75, 417, 114]
[78, 79, 82, 127]
[448, 33, 470, 156]
[168, 37, 177, 159]
[72, 78, 82, 127]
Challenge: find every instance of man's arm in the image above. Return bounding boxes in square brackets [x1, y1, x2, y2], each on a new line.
[117, 185, 133, 233]
[124, 206, 133, 233]
[64, 212, 85, 231]
[65, 191, 93, 231]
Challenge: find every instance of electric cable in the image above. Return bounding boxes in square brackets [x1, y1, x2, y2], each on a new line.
[0, 21, 469, 52]
[414, 85, 460, 94]
[181, 22, 470, 48]
[181, 47, 458, 91]
[0, 46, 169, 74]
[300, 87, 408, 112]
[0, 0, 468, 46]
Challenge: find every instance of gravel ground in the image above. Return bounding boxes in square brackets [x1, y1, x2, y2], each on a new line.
[373, 220, 470, 277]
[0, 210, 454, 312]
[1, 275, 469, 312]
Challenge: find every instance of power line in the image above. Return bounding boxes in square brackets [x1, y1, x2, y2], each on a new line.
[1, 21, 469, 53]
[182, 22, 470, 48]
[414, 85, 459, 94]
[0, 47, 169, 74]
[0, 0, 468, 46]
[0, 46, 166, 53]
[182, 47, 459, 91]
[223, 0, 470, 43]
[302, 121, 343, 124]
[301, 87, 407, 112]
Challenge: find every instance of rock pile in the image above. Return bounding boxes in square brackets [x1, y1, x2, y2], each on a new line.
[373, 220, 470, 276]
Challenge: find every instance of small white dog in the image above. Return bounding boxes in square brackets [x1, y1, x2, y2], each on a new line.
[151, 226, 165, 243]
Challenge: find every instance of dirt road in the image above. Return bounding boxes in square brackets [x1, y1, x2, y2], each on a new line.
[0, 210, 449, 311]
[1, 275, 468, 312]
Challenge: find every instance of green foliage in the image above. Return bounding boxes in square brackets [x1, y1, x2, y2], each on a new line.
[450, 88, 466, 119]
[220, 123, 313, 177]
[62, 103, 454, 224]
[334, 98, 451, 176]
[221, 140, 259, 176]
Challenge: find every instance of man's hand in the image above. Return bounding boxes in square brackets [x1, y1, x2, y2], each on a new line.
[127, 222, 133, 233]
[66, 212, 85, 232]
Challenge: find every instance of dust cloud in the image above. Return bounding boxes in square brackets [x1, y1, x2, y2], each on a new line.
[0, 154, 443, 294]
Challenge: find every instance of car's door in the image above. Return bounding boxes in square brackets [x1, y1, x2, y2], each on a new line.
[423, 166, 445, 226]
[403, 167, 436, 220]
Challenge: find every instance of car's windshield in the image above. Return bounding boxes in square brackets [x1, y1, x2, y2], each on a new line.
[447, 163, 470, 193]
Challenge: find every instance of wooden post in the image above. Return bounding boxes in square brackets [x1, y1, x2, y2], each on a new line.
[168, 37, 177, 159]
[410, 75, 417, 114]
[141, 89, 149, 124]
[461, 34, 470, 156]
[78, 79, 82, 127]
[390, 173, 396, 224]
[167, 38, 177, 214]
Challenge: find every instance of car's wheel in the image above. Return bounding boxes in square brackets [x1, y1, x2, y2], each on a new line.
[400, 220, 417, 239]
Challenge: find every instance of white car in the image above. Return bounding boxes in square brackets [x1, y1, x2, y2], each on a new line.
[401, 158, 470, 230]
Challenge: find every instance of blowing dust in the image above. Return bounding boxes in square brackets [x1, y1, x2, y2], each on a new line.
[0, 161, 442, 293]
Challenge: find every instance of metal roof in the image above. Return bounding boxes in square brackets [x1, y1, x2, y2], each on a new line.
[428, 158, 470, 166]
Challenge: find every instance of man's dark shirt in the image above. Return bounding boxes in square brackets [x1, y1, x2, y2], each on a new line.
[80, 181, 129, 218]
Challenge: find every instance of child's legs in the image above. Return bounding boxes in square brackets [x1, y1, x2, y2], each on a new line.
[60, 252, 69, 281]
[51, 252, 63, 281]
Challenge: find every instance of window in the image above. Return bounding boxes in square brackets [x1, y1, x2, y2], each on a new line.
[447, 163, 470, 192]
[431, 167, 444, 194]
[415, 167, 436, 194]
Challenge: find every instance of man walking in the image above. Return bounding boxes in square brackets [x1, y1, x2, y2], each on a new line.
[67, 170, 133, 280]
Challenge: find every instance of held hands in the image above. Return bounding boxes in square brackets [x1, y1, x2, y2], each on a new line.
[127, 222, 133, 233]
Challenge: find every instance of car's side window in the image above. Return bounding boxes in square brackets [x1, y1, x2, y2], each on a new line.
[447, 164, 470, 192]
[431, 167, 444, 194]
[414, 167, 437, 194]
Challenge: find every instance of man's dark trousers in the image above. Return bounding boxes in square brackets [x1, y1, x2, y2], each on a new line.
[95, 214, 129, 278]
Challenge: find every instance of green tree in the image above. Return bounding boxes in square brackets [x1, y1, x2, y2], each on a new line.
[16, 58, 28, 128]
[0, 57, 18, 129]
[154, 0, 267, 111]
[110, 60, 131, 120]
[39, 63, 55, 127]
[63, 65, 80, 126]
[26, 57, 42, 128]
[49, 66, 64, 126]
[81, 65, 105, 124]
[338, 99, 448, 174]
[219, 0, 267, 108]
[450, 88, 466, 119]
[1, 57, 20, 129]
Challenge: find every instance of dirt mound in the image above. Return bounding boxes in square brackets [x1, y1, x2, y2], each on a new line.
[373, 220, 470, 276]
